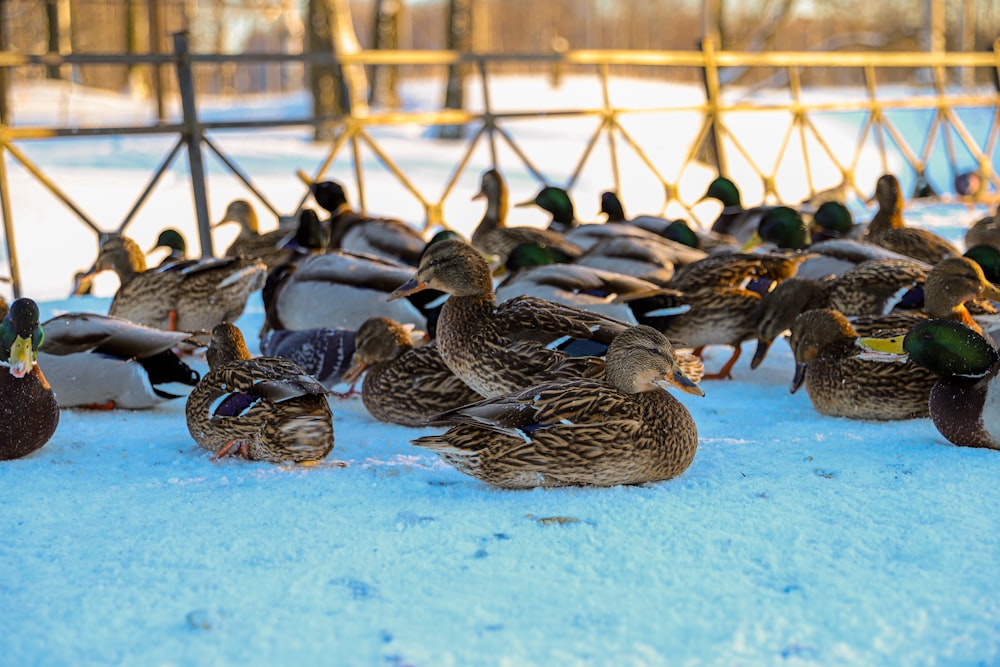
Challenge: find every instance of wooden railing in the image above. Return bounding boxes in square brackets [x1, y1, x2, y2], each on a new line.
[1, 35, 998, 297]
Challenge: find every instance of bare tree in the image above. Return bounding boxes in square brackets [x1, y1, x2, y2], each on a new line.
[435, 0, 473, 140]
[369, 0, 401, 108]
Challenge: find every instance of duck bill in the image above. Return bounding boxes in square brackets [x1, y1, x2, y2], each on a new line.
[789, 362, 807, 394]
[471, 188, 485, 201]
[513, 197, 536, 208]
[750, 338, 772, 369]
[341, 359, 369, 385]
[388, 278, 429, 301]
[8, 335, 35, 378]
[854, 334, 909, 362]
[656, 370, 705, 397]
[72, 267, 97, 296]
[739, 231, 764, 253]
[982, 281, 1000, 302]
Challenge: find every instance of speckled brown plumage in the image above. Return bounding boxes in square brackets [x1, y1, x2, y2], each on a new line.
[345, 317, 481, 427]
[752, 258, 930, 367]
[470, 169, 583, 266]
[788, 309, 937, 420]
[186, 323, 334, 463]
[864, 174, 961, 264]
[390, 239, 635, 398]
[88, 233, 266, 335]
[411, 325, 703, 488]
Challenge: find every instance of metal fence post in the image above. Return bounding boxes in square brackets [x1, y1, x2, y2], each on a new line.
[173, 31, 214, 258]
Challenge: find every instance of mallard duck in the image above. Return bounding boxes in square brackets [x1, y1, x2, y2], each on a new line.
[83, 233, 266, 335]
[311, 179, 427, 266]
[514, 183, 582, 233]
[147, 228, 189, 267]
[0, 298, 60, 460]
[410, 325, 703, 488]
[185, 322, 334, 463]
[260, 326, 357, 389]
[598, 190, 732, 250]
[788, 308, 937, 420]
[495, 261, 668, 322]
[965, 205, 1000, 250]
[262, 249, 446, 337]
[753, 258, 931, 367]
[470, 169, 583, 267]
[342, 316, 481, 426]
[700, 176, 775, 243]
[923, 256, 1000, 333]
[809, 201, 857, 243]
[857, 319, 1000, 449]
[214, 199, 297, 269]
[38, 312, 201, 409]
[864, 174, 961, 264]
[389, 238, 634, 398]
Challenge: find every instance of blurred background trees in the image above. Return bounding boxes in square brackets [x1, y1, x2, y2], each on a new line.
[0, 0, 997, 96]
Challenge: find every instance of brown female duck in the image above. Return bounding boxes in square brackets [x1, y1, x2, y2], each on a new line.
[214, 199, 297, 269]
[864, 174, 961, 264]
[185, 323, 334, 463]
[342, 317, 481, 426]
[0, 298, 60, 460]
[788, 308, 937, 420]
[471, 169, 583, 266]
[83, 233, 266, 334]
[390, 238, 638, 398]
[411, 325, 704, 488]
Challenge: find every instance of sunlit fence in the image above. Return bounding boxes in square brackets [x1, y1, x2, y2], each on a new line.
[0, 36, 999, 297]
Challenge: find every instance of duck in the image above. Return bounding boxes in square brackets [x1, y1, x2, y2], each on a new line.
[598, 190, 731, 250]
[38, 312, 201, 409]
[410, 325, 703, 489]
[0, 298, 60, 460]
[262, 249, 446, 337]
[495, 260, 670, 322]
[809, 201, 857, 243]
[857, 319, 1000, 449]
[514, 183, 582, 233]
[699, 175, 775, 244]
[752, 257, 931, 368]
[185, 322, 334, 463]
[82, 233, 267, 335]
[389, 238, 637, 398]
[864, 173, 961, 264]
[965, 204, 1000, 250]
[260, 326, 357, 390]
[310, 179, 427, 266]
[214, 199, 297, 269]
[788, 308, 938, 420]
[470, 169, 583, 267]
[147, 228, 189, 267]
[342, 317, 482, 427]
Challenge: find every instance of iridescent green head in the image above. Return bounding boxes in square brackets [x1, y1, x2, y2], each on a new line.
[758, 206, 809, 249]
[0, 298, 44, 378]
[701, 176, 742, 208]
[505, 242, 575, 272]
[152, 228, 187, 256]
[964, 245, 1000, 283]
[903, 319, 999, 378]
[812, 201, 854, 239]
[518, 185, 576, 225]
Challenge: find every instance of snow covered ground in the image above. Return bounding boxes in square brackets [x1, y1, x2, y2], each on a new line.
[1, 77, 999, 666]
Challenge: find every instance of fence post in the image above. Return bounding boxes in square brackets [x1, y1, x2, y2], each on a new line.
[699, 36, 727, 176]
[0, 145, 23, 298]
[173, 31, 214, 258]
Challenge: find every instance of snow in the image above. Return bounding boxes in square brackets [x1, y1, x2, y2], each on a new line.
[2, 77, 1000, 666]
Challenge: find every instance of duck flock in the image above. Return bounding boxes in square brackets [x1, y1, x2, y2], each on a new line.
[2, 169, 999, 487]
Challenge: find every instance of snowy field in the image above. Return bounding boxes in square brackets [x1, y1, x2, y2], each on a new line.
[1, 77, 999, 666]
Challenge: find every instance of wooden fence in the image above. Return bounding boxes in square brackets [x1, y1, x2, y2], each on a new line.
[0, 35, 999, 297]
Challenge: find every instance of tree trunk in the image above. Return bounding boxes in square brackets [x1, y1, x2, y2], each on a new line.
[369, 0, 400, 108]
[307, 0, 345, 140]
[436, 0, 473, 140]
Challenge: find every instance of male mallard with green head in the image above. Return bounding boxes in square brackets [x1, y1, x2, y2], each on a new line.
[858, 319, 1000, 449]
[0, 298, 60, 460]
